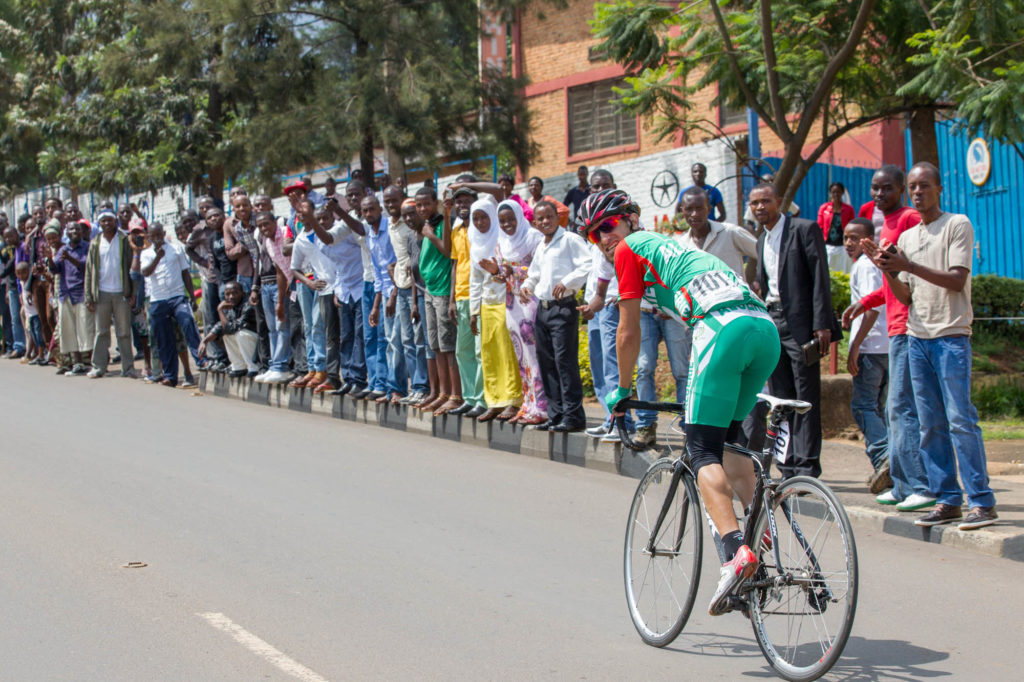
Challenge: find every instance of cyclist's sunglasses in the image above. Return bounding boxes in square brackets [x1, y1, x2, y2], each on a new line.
[586, 215, 622, 244]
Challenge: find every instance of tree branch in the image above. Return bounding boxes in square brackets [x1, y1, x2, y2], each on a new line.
[706, 0, 779, 139]
[759, 0, 790, 141]
[791, 0, 878, 152]
[805, 102, 953, 169]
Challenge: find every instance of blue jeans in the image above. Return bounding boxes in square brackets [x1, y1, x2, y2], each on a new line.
[597, 305, 635, 429]
[636, 311, 690, 428]
[260, 283, 291, 373]
[362, 280, 386, 391]
[338, 295, 366, 387]
[397, 288, 429, 392]
[236, 275, 253, 295]
[888, 335, 931, 499]
[588, 319, 608, 422]
[150, 295, 202, 383]
[416, 292, 435, 361]
[6, 287, 26, 353]
[201, 280, 227, 362]
[297, 284, 327, 372]
[851, 353, 889, 470]
[382, 300, 407, 396]
[28, 314, 45, 349]
[909, 335, 995, 509]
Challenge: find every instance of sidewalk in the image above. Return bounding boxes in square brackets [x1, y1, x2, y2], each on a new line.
[200, 372, 1024, 563]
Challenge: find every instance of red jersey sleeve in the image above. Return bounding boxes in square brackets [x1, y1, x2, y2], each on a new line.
[615, 241, 647, 300]
[860, 287, 885, 310]
[858, 201, 874, 220]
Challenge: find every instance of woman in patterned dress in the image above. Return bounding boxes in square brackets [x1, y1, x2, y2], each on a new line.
[495, 200, 548, 424]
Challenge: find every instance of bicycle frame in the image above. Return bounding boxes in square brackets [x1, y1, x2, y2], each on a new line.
[615, 397, 825, 594]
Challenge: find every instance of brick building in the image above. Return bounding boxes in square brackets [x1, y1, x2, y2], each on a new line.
[505, 0, 906, 222]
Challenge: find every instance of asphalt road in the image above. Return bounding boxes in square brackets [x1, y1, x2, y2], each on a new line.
[1, 363, 1020, 681]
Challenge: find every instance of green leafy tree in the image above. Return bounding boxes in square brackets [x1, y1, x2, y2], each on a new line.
[1, 0, 537, 198]
[899, 0, 1024, 148]
[288, 0, 536, 187]
[591, 0, 951, 205]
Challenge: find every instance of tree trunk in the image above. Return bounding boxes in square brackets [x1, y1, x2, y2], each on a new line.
[355, 37, 375, 191]
[360, 122, 375, 191]
[909, 108, 939, 167]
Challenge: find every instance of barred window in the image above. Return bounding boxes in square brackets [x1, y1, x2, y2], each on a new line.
[568, 80, 637, 155]
[720, 101, 747, 128]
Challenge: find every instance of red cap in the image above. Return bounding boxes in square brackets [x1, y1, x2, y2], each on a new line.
[283, 181, 307, 196]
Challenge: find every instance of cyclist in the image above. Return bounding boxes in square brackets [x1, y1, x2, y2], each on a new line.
[578, 189, 781, 615]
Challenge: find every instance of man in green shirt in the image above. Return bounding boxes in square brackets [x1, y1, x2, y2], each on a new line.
[413, 186, 465, 415]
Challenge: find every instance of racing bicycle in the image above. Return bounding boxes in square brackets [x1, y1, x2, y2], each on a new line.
[614, 394, 858, 682]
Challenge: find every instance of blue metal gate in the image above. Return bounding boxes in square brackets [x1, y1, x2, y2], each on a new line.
[935, 119, 1024, 279]
[761, 158, 876, 222]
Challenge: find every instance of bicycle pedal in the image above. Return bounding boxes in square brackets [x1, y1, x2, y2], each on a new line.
[724, 595, 748, 617]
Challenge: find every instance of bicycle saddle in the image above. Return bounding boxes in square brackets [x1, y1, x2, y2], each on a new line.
[756, 393, 812, 415]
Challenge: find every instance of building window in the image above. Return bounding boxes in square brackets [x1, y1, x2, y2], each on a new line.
[720, 101, 747, 128]
[568, 80, 637, 156]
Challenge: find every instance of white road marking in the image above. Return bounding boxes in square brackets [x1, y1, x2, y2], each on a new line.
[197, 612, 330, 682]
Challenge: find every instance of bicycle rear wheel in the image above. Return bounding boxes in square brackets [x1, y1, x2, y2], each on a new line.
[747, 476, 858, 682]
[624, 458, 703, 647]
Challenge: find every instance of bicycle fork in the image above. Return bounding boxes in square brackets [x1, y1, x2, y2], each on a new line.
[644, 460, 688, 558]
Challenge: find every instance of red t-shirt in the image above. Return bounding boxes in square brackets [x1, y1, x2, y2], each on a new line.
[858, 205, 921, 336]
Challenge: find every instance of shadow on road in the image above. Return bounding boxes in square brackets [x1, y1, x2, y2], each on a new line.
[745, 635, 951, 680]
[661, 632, 951, 680]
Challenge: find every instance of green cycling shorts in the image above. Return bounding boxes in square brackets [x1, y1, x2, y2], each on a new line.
[684, 307, 781, 428]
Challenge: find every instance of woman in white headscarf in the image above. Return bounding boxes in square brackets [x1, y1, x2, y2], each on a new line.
[468, 198, 522, 422]
[494, 199, 548, 425]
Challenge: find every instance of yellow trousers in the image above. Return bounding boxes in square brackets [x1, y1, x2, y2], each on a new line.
[481, 303, 522, 407]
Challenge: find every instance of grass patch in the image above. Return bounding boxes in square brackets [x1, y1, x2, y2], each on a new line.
[972, 377, 1024, 420]
[980, 419, 1024, 441]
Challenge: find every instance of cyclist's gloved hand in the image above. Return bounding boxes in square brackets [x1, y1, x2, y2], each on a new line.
[604, 386, 631, 414]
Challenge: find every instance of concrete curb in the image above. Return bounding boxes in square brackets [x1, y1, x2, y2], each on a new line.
[200, 372, 1024, 563]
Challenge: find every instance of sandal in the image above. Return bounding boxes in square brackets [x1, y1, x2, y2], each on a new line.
[434, 396, 464, 416]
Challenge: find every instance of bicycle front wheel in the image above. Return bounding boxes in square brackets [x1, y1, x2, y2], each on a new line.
[748, 476, 858, 682]
[624, 458, 703, 647]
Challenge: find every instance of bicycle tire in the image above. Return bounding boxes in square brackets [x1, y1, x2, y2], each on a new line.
[623, 458, 703, 647]
[747, 476, 858, 682]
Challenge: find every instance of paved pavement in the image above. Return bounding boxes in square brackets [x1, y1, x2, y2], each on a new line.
[2, 363, 1024, 680]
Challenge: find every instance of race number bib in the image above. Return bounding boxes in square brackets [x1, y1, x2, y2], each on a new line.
[772, 419, 791, 464]
[686, 270, 748, 312]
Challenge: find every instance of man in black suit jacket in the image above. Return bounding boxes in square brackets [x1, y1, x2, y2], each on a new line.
[750, 183, 841, 478]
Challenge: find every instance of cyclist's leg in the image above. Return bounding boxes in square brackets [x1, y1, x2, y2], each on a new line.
[685, 318, 744, 537]
[686, 424, 739, 535]
[724, 313, 781, 507]
[687, 311, 780, 614]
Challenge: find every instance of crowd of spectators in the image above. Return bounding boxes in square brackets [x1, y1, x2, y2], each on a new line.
[0, 159, 997, 529]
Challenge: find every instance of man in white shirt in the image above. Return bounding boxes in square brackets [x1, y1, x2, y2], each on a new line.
[84, 210, 137, 378]
[843, 218, 890, 492]
[675, 188, 758, 277]
[521, 202, 592, 431]
[289, 201, 360, 394]
[139, 223, 203, 387]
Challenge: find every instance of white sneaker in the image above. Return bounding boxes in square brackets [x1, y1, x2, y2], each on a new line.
[875, 490, 900, 505]
[253, 371, 268, 383]
[585, 424, 609, 438]
[600, 430, 623, 444]
[261, 370, 291, 384]
[896, 493, 937, 511]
